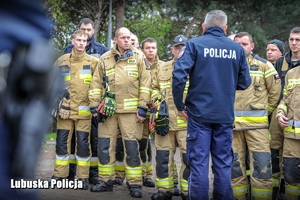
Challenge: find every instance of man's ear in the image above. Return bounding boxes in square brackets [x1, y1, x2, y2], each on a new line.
[223, 25, 228, 34]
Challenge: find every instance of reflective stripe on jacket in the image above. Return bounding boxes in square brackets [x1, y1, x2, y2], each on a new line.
[234, 54, 281, 130]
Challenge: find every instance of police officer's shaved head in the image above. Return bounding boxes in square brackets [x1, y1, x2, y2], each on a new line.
[204, 10, 227, 30]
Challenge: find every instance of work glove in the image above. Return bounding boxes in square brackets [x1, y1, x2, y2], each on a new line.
[103, 91, 116, 117]
[138, 106, 147, 118]
[155, 100, 169, 136]
[58, 97, 71, 119]
[96, 99, 107, 123]
[52, 89, 69, 118]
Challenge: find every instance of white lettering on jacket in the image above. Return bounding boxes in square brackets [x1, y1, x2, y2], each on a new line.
[203, 48, 236, 59]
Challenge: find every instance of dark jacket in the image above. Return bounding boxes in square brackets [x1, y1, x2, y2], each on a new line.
[274, 50, 300, 92]
[172, 27, 251, 123]
[64, 36, 109, 58]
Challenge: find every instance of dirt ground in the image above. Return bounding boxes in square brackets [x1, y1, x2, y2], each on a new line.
[34, 140, 213, 200]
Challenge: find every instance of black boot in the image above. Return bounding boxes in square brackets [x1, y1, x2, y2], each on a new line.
[114, 177, 124, 185]
[173, 184, 180, 196]
[88, 174, 99, 185]
[129, 184, 142, 198]
[180, 193, 188, 200]
[151, 190, 173, 200]
[143, 177, 155, 187]
[90, 180, 114, 192]
[78, 178, 89, 190]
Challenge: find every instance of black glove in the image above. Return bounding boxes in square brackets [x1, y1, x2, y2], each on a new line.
[155, 115, 169, 136]
[138, 106, 147, 118]
[155, 100, 169, 136]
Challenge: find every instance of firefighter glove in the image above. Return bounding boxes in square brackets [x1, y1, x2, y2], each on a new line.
[138, 106, 147, 118]
[58, 97, 70, 119]
[155, 100, 169, 136]
[103, 91, 116, 117]
[155, 115, 169, 136]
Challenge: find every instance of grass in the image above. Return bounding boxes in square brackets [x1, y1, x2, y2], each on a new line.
[45, 133, 56, 141]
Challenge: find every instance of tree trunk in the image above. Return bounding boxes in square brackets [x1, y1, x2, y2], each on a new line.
[93, 0, 104, 40]
[115, 0, 125, 29]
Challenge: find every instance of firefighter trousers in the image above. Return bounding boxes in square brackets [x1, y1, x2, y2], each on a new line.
[232, 129, 273, 200]
[154, 130, 189, 196]
[54, 118, 91, 179]
[282, 137, 300, 200]
[97, 113, 143, 185]
[269, 108, 284, 195]
[69, 116, 98, 179]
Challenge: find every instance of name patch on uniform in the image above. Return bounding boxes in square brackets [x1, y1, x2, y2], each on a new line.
[128, 59, 136, 64]
[83, 65, 90, 69]
[128, 72, 138, 78]
[250, 65, 259, 71]
[204, 48, 236, 59]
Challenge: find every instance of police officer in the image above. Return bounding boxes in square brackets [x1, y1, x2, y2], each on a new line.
[270, 27, 300, 200]
[151, 35, 190, 200]
[63, 17, 109, 184]
[0, 1, 63, 199]
[50, 30, 99, 190]
[172, 10, 251, 200]
[232, 32, 281, 200]
[89, 27, 151, 198]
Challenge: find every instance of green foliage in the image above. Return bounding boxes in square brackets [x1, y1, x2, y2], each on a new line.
[44, 0, 300, 60]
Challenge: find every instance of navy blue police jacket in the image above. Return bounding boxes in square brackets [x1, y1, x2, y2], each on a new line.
[64, 36, 109, 58]
[172, 27, 251, 124]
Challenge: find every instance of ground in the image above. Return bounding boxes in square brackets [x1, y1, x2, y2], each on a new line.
[34, 140, 213, 200]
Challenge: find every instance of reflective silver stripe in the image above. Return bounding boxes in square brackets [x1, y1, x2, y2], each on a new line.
[235, 110, 268, 117]
[288, 120, 300, 128]
[90, 53, 101, 58]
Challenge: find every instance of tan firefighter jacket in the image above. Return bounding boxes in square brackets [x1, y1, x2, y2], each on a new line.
[151, 59, 189, 131]
[277, 66, 300, 140]
[234, 54, 281, 130]
[89, 44, 151, 113]
[55, 48, 99, 120]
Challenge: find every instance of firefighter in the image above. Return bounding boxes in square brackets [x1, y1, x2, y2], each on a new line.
[276, 64, 300, 200]
[151, 35, 190, 200]
[232, 32, 281, 200]
[89, 27, 151, 198]
[63, 17, 109, 184]
[50, 30, 99, 190]
[271, 27, 300, 200]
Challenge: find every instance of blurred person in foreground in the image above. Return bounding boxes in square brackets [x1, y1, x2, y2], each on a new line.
[0, 0, 63, 199]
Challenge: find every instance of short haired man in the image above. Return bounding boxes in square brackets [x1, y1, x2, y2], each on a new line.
[89, 27, 151, 198]
[63, 18, 109, 185]
[51, 30, 99, 190]
[172, 10, 251, 200]
[269, 27, 300, 200]
[131, 33, 139, 48]
[233, 32, 281, 200]
[266, 39, 285, 65]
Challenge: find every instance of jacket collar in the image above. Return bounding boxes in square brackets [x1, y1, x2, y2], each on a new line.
[203, 27, 226, 37]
